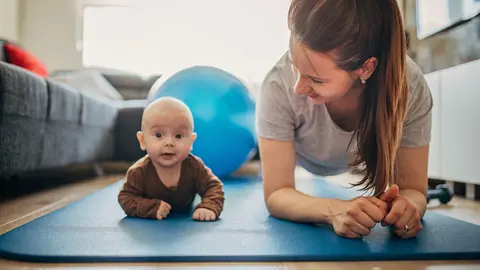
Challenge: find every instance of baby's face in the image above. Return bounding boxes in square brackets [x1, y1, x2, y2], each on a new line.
[141, 108, 196, 168]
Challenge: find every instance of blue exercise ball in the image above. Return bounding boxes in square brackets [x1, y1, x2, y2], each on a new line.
[148, 66, 258, 177]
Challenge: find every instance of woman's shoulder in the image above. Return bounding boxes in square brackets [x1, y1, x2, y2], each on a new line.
[402, 55, 433, 143]
[406, 55, 427, 92]
[256, 51, 304, 140]
[261, 51, 296, 94]
[259, 50, 310, 111]
[405, 55, 433, 114]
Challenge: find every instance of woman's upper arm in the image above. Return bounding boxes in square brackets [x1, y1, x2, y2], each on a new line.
[395, 145, 429, 195]
[402, 58, 433, 148]
[255, 67, 297, 200]
[396, 58, 433, 194]
[258, 137, 296, 200]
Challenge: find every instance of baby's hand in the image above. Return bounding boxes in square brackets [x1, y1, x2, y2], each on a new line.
[192, 208, 216, 221]
[156, 201, 171, 220]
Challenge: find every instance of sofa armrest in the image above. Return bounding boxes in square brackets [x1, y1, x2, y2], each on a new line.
[0, 61, 118, 177]
[113, 99, 148, 162]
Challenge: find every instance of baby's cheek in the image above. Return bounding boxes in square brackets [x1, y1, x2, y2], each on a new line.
[185, 144, 193, 153]
[177, 142, 191, 153]
[149, 142, 164, 154]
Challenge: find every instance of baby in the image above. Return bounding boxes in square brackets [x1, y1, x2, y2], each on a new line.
[118, 97, 225, 221]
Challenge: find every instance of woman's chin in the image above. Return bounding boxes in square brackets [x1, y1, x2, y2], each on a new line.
[307, 95, 327, 104]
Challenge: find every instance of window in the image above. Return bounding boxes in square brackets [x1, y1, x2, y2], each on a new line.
[416, 0, 480, 39]
[81, 0, 291, 94]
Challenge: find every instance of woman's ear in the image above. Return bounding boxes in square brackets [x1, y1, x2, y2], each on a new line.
[136, 131, 146, 151]
[354, 57, 378, 82]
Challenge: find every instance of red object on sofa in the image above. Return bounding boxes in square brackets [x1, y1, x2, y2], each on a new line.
[3, 42, 48, 77]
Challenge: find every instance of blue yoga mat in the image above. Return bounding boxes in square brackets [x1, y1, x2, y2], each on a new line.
[1, 175, 480, 263]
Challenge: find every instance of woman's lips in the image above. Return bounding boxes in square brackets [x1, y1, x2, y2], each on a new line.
[308, 92, 320, 99]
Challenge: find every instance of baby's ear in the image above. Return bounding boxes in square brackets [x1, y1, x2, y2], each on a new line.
[136, 131, 146, 151]
[190, 132, 197, 151]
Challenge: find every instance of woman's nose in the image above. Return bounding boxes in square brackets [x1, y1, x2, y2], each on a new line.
[293, 75, 310, 95]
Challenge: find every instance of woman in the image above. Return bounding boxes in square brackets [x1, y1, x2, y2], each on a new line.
[256, 0, 432, 239]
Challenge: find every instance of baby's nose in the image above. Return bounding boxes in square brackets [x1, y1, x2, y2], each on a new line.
[164, 136, 175, 146]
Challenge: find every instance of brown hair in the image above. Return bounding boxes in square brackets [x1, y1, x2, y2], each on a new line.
[288, 0, 409, 195]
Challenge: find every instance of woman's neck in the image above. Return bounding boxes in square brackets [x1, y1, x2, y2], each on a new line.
[326, 86, 364, 132]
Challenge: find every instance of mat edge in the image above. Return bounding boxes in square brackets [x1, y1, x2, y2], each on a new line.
[1, 250, 480, 263]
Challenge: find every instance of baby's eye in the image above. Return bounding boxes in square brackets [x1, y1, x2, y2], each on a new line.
[155, 132, 162, 138]
[175, 134, 184, 139]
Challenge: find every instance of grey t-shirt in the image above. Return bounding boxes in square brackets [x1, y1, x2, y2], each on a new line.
[256, 51, 433, 176]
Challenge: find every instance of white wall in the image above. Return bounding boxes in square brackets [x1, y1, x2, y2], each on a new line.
[425, 58, 480, 184]
[14, 0, 404, 74]
[0, 0, 20, 41]
[424, 71, 442, 179]
[18, 0, 82, 72]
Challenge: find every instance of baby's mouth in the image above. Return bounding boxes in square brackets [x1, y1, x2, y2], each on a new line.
[161, 152, 176, 156]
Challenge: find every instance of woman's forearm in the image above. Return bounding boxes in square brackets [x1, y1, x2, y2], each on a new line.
[265, 187, 339, 224]
[400, 188, 427, 218]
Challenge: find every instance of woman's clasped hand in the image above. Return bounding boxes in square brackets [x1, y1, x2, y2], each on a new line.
[328, 184, 422, 239]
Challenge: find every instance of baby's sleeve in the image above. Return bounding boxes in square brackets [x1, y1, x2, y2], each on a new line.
[256, 69, 296, 141]
[193, 157, 225, 218]
[117, 166, 162, 219]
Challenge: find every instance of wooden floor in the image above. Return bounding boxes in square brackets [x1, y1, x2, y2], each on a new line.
[1, 162, 480, 270]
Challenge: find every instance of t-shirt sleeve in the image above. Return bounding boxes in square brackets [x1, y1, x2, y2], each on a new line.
[255, 69, 296, 141]
[401, 69, 433, 148]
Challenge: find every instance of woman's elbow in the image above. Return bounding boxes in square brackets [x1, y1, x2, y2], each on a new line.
[263, 187, 288, 218]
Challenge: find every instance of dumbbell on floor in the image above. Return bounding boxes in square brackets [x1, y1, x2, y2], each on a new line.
[427, 184, 453, 204]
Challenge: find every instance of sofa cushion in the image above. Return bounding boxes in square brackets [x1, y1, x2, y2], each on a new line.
[39, 79, 83, 168]
[0, 61, 49, 175]
[103, 73, 160, 100]
[50, 70, 124, 101]
[45, 79, 82, 122]
[1, 61, 119, 177]
[78, 93, 118, 162]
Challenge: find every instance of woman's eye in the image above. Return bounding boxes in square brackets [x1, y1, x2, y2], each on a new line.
[155, 132, 162, 138]
[311, 78, 323, 84]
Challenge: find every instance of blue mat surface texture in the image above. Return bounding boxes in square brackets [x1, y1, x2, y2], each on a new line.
[1, 176, 480, 262]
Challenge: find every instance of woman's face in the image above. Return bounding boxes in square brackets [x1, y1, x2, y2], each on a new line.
[289, 38, 363, 105]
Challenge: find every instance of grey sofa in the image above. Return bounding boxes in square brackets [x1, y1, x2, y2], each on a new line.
[0, 61, 153, 180]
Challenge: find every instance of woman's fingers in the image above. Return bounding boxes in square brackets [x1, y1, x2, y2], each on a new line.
[336, 226, 364, 239]
[342, 215, 372, 236]
[350, 221, 372, 236]
[362, 197, 389, 222]
[383, 199, 406, 226]
[343, 230, 363, 239]
[379, 184, 400, 202]
[395, 220, 422, 238]
[355, 210, 377, 229]
[393, 205, 416, 230]
[394, 212, 422, 238]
